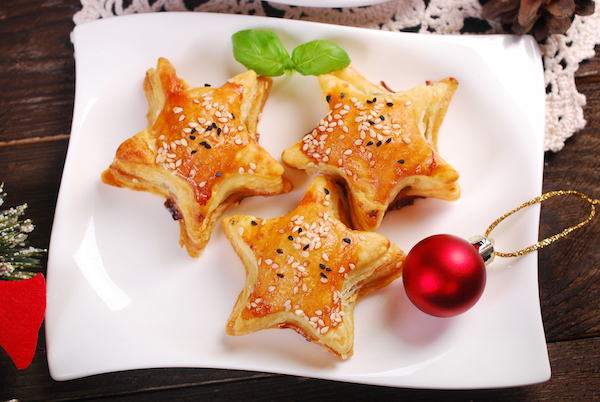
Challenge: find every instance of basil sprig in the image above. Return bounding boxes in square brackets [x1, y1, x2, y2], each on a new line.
[232, 30, 350, 77]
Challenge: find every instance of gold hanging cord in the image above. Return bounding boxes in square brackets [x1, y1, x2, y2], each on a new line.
[485, 190, 600, 258]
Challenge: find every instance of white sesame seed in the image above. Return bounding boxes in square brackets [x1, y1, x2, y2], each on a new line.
[172, 106, 183, 114]
[268, 286, 276, 292]
[238, 227, 244, 236]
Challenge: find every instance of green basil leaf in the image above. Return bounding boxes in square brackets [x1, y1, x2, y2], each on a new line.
[291, 40, 351, 76]
[231, 30, 294, 77]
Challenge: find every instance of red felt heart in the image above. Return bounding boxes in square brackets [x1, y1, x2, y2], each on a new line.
[0, 273, 46, 370]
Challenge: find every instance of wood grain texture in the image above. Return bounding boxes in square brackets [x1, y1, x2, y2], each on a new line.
[0, 0, 599, 400]
[0, 0, 77, 142]
[539, 80, 600, 341]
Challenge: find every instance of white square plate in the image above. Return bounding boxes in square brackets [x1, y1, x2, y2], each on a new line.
[46, 12, 549, 388]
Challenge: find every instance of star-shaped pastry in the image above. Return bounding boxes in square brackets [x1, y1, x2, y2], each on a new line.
[102, 58, 292, 257]
[221, 175, 405, 359]
[282, 67, 460, 231]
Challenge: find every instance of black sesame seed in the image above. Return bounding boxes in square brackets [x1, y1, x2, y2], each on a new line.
[204, 143, 212, 149]
[303, 244, 310, 250]
[380, 115, 385, 120]
[319, 263, 326, 269]
[343, 238, 351, 244]
[277, 248, 283, 254]
[206, 126, 213, 131]
[398, 159, 405, 164]
[368, 120, 375, 125]
[277, 273, 284, 278]
[212, 122, 217, 129]
[324, 188, 330, 195]
[191, 150, 197, 154]
[189, 135, 196, 140]
[217, 128, 221, 135]
[386, 102, 394, 107]
[372, 98, 377, 102]
[251, 221, 258, 226]
[298, 228, 303, 233]
[215, 172, 222, 177]
[190, 128, 197, 134]
[366, 99, 373, 104]
[376, 141, 382, 147]
[367, 141, 374, 146]
[386, 138, 392, 143]
[341, 93, 345, 98]
[288, 235, 294, 241]
[326, 95, 331, 103]
[204, 83, 211, 87]
[199, 141, 207, 146]
[326, 267, 331, 272]
[231, 113, 235, 119]
[320, 272, 327, 278]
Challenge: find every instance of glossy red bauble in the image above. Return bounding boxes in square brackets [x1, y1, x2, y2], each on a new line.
[403, 234, 486, 317]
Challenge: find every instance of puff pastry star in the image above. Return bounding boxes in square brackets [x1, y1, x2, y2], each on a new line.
[102, 58, 292, 257]
[282, 67, 460, 231]
[221, 175, 405, 359]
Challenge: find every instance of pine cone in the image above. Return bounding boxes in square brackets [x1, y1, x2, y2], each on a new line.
[481, 0, 596, 40]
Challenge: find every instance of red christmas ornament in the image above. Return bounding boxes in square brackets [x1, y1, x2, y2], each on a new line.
[403, 234, 491, 318]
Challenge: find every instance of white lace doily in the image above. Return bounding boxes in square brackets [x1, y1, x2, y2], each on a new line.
[74, 0, 600, 152]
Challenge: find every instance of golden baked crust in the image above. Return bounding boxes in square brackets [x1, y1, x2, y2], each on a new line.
[282, 66, 460, 231]
[102, 58, 292, 257]
[221, 175, 405, 359]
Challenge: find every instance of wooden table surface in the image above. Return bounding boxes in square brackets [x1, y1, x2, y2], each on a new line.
[1, 1, 599, 400]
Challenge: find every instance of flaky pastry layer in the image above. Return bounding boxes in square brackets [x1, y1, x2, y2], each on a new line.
[222, 175, 405, 359]
[282, 66, 460, 231]
[102, 58, 292, 257]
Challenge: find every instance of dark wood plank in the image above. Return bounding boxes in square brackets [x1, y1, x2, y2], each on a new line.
[0, 139, 69, 249]
[539, 79, 600, 341]
[0, 0, 599, 400]
[575, 45, 600, 79]
[2, 336, 598, 401]
[0, 0, 79, 143]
